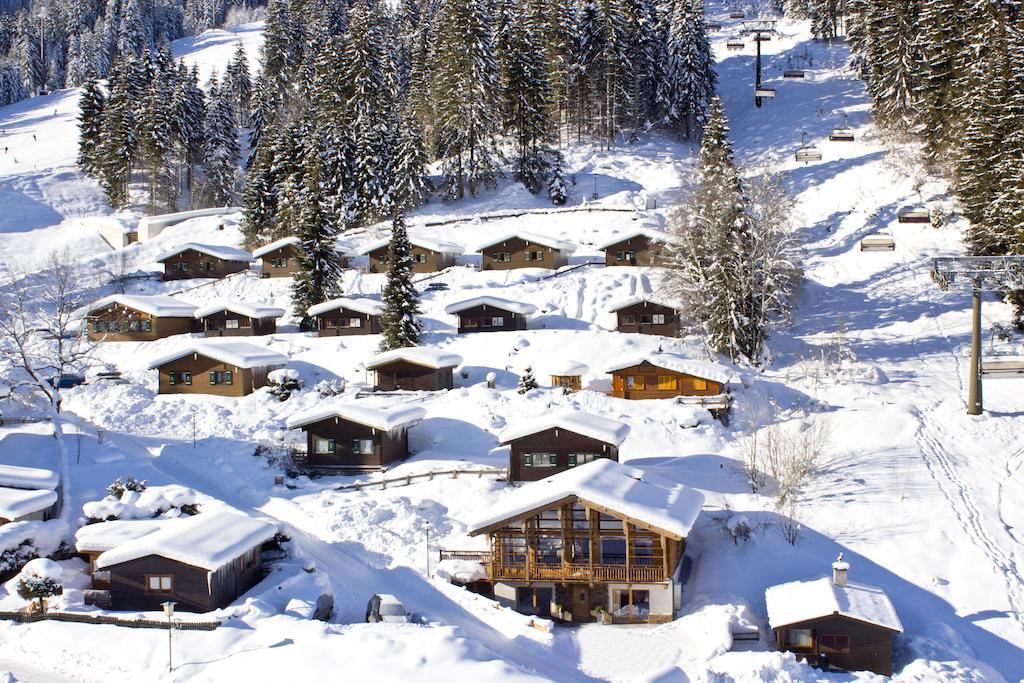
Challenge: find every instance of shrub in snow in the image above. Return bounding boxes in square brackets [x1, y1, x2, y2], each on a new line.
[0, 520, 69, 576]
[107, 476, 147, 498]
[778, 499, 802, 546]
[268, 369, 303, 402]
[548, 165, 568, 206]
[929, 204, 946, 229]
[16, 558, 63, 613]
[315, 379, 345, 398]
[740, 414, 831, 503]
[517, 367, 538, 394]
[1, 541, 39, 575]
[83, 484, 200, 523]
[727, 515, 752, 545]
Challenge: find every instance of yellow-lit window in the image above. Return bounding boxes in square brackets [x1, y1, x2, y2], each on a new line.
[693, 378, 708, 391]
[627, 375, 645, 390]
[658, 376, 677, 390]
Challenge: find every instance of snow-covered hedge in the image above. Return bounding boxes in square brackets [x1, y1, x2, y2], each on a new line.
[83, 483, 200, 523]
[0, 520, 68, 577]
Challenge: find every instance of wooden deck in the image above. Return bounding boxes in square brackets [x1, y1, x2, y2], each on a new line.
[439, 551, 668, 584]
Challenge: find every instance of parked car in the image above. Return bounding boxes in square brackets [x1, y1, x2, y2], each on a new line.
[427, 282, 449, 291]
[93, 371, 128, 385]
[366, 594, 410, 624]
[47, 373, 86, 389]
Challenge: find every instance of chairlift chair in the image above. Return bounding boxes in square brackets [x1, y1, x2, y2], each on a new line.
[755, 87, 776, 98]
[706, 21, 723, 30]
[829, 128, 855, 142]
[980, 357, 1024, 378]
[729, 11, 746, 19]
[783, 69, 806, 79]
[897, 208, 931, 224]
[754, 33, 772, 41]
[795, 147, 822, 163]
[860, 234, 895, 252]
[727, 40, 745, 50]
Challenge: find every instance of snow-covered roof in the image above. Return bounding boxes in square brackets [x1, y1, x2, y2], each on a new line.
[87, 295, 198, 318]
[365, 347, 463, 370]
[765, 576, 903, 633]
[444, 296, 537, 316]
[193, 301, 286, 320]
[147, 341, 289, 370]
[156, 242, 254, 263]
[499, 410, 630, 446]
[307, 297, 385, 317]
[468, 459, 704, 539]
[286, 401, 426, 431]
[74, 519, 170, 553]
[252, 236, 300, 258]
[0, 487, 57, 520]
[95, 512, 278, 572]
[548, 360, 589, 376]
[477, 231, 577, 253]
[359, 236, 463, 255]
[0, 464, 59, 491]
[597, 228, 669, 249]
[608, 295, 679, 312]
[605, 353, 736, 385]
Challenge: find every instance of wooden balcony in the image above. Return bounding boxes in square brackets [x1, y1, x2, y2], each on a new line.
[487, 558, 667, 584]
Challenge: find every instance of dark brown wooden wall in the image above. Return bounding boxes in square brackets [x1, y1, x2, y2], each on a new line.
[604, 236, 656, 267]
[302, 417, 410, 469]
[87, 305, 195, 342]
[615, 301, 679, 337]
[367, 246, 454, 274]
[774, 615, 896, 676]
[200, 311, 277, 337]
[508, 427, 618, 482]
[156, 354, 257, 396]
[373, 361, 454, 391]
[610, 362, 723, 400]
[259, 244, 303, 278]
[105, 552, 263, 613]
[455, 304, 528, 333]
[480, 237, 569, 271]
[314, 308, 382, 336]
[161, 250, 250, 281]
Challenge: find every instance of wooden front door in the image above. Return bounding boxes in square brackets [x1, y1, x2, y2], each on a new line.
[571, 587, 592, 622]
[516, 587, 552, 617]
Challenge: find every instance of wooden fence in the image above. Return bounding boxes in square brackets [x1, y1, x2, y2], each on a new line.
[0, 416, 51, 426]
[0, 609, 219, 630]
[332, 468, 508, 492]
[419, 205, 639, 228]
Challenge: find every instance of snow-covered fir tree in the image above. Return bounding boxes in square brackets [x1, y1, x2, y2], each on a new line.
[379, 211, 423, 351]
[77, 72, 105, 177]
[200, 71, 240, 207]
[517, 366, 538, 393]
[291, 153, 344, 328]
[224, 42, 252, 126]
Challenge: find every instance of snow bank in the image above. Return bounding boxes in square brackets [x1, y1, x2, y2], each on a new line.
[147, 340, 289, 370]
[138, 207, 242, 240]
[0, 519, 67, 556]
[0, 464, 59, 490]
[82, 484, 199, 522]
[499, 409, 630, 446]
[86, 294, 198, 318]
[444, 296, 538, 316]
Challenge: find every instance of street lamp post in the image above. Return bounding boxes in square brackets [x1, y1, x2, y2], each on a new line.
[424, 522, 431, 578]
[191, 406, 197, 449]
[162, 601, 176, 672]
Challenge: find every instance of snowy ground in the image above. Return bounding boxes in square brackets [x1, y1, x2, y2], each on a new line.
[0, 3, 1022, 682]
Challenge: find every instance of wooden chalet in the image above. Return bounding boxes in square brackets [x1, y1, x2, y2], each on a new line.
[766, 557, 903, 676]
[549, 360, 588, 393]
[86, 295, 197, 342]
[307, 297, 385, 336]
[194, 301, 285, 337]
[76, 513, 277, 612]
[148, 341, 289, 397]
[286, 402, 426, 472]
[157, 243, 253, 281]
[477, 232, 576, 271]
[252, 236, 305, 278]
[610, 296, 681, 337]
[607, 353, 733, 402]
[444, 296, 536, 334]
[361, 236, 462, 274]
[458, 460, 704, 624]
[365, 347, 463, 392]
[599, 229, 667, 267]
[499, 410, 629, 482]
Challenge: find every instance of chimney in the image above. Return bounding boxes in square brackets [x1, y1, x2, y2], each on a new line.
[832, 553, 849, 587]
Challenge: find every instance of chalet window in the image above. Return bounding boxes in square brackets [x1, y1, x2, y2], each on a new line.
[621, 314, 636, 326]
[209, 370, 233, 385]
[600, 538, 626, 564]
[692, 378, 708, 391]
[462, 317, 478, 328]
[491, 251, 512, 262]
[225, 319, 240, 329]
[352, 438, 375, 455]
[170, 371, 191, 385]
[313, 437, 336, 454]
[171, 262, 180, 272]
[598, 513, 623, 531]
[536, 536, 562, 564]
[651, 314, 666, 325]
[524, 453, 557, 467]
[270, 257, 289, 268]
[491, 316, 504, 327]
[480, 317, 491, 327]
[349, 318, 362, 328]
[537, 509, 561, 530]
[783, 628, 814, 649]
[614, 589, 650, 619]
[819, 634, 850, 653]
[657, 375, 677, 391]
[500, 535, 527, 565]
[616, 250, 636, 263]
[626, 375, 645, 390]
[569, 504, 590, 530]
[146, 575, 173, 592]
[123, 319, 150, 333]
[640, 315, 652, 325]
[412, 253, 427, 263]
[524, 250, 544, 261]
[325, 318, 338, 328]
[567, 453, 601, 467]
[200, 260, 216, 271]
[633, 537, 655, 565]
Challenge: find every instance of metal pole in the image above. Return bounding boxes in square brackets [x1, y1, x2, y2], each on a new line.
[425, 522, 431, 578]
[968, 285, 983, 415]
[755, 33, 763, 108]
[192, 409, 196, 448]
[167, 613, 173, 672]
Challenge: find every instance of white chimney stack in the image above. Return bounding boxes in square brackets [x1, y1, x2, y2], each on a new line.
[832, 553, 849, 587]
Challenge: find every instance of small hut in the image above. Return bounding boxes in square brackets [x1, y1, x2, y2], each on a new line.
[252, 236, 306, 278]
[365, 347, 463, 391]
[499, 410, 629, 482]
[361, 236, 462, 274]
[194, 301, 285, 337]
[599, 228, 668, 267]
[477, 232, 576, 271]
[307, 297, 385, 336]
[549, 360, 588, 392]
[86, 295, 198, 342]
[444, 296, 536, 333]
[157, 243, 253, 281]
[148, 341, 289, 396]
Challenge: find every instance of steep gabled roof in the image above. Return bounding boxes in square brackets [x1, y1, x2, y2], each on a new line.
[359, 236, 463, 255]
[365, 347, 463, 371]
[87, 295, 198, 318]
[499, 410, 629, 446]
[765, 576, 903, 633]
[252, 236, 300, 258]
[147, 341, 289, 370]
[605, 353, 735, 385]
[156, 242, 253, 263]
[468, 459, 704, 539]
[285, 401, 426, 431]
[476, 231, 577, 253]
[193, 301, 286, 320]
[307, 297, 385, 317]
[444, 296, 537, 316]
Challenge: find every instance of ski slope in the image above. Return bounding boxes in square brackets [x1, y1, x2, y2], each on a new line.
[0, 4, 1022, 682]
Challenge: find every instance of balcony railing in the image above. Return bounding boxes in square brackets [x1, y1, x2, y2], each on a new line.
[439, 549, 669, 584]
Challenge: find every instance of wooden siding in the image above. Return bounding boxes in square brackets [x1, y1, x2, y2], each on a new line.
[454, 304, 528, 334]
[614, 301, 680, 337]
[551, 375, 582, 392]
[372, 360, 454, 391]
[774, 614, 897, 676]
[507, 427, 618, 482]
[314, 307, 381, 336]
[301, 416, 411, 470]
[367, 245, 455, 274]
[155, 353, 276, 397]
[87, 304, 195, 342]
[609, 361, 724, 400]
[102, 550, 263, 613]
[258, 244, 303, 278]
[161, 249, 250, 281]
[199, 310, 277, 337]
[603, 235, 657, 267]
[480, 237, 569, 271]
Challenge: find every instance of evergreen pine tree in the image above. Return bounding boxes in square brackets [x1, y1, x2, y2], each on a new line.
[224, 42, 252, 126]
[548, 159, 568, 205]
[291, 152, 344, 327]
[96, 57, 137, 208]
[200, 72, 240, 207]
[379, 211, 423, 350]
[77, 72, 105, 177]
[517, 366, 538, 393]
